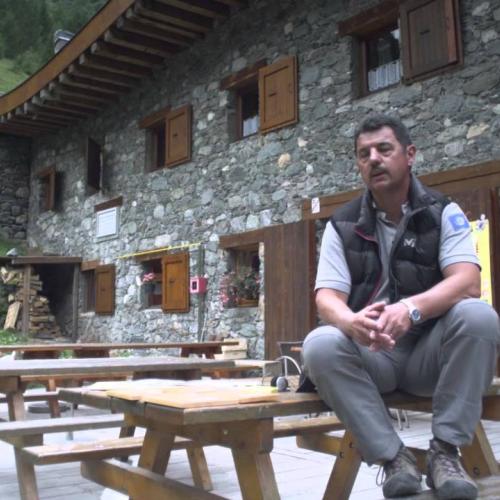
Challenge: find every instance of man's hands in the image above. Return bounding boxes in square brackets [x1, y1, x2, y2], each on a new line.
[341, 301, 412, 351]
[315, 289, 413, 352]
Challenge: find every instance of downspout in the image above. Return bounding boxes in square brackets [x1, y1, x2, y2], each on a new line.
[197, 244, 205, 342]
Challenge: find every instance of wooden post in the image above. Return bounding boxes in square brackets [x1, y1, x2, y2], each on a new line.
[21, 265, 31, 335]
[72, 264, 80, 341]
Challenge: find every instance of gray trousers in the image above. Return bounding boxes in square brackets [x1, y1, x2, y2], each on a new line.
[302, 299, 500, 464]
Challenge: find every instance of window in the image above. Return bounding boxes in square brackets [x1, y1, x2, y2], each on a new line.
[94, 197, 123, 241]
[239, 84, 260, 138]
[339, 0, 462, 96]
[85, 137, 103, 194]
[222, 244, 261, 308]
[221, 56, 298, 140]
[365, 26, 401, 92]
[37, 166, 58, 212]
[140, 259, 163, 308]
[139, 104, 192, 171]
[137, 251, 190, 312]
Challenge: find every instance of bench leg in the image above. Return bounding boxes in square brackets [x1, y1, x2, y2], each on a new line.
[187, 445, 213, 491]
[47, 379, 61, 418]
[322, 430, 362, 500]
[461, 421, 500, 479]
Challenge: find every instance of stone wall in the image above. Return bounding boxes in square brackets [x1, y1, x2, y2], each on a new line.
[0, 135, 30, 241]
[25, 0, 500, 357]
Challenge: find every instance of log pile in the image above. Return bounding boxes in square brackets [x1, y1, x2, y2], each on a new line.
[1, 267, 61, 338]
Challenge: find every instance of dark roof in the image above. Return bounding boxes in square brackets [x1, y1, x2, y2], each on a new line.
[0, 0, 247, 137]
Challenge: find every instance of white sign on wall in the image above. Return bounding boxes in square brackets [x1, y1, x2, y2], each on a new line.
[96, 207, 119, 239]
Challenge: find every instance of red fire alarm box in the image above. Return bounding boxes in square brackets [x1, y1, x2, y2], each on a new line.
[190, 276, 208, 294]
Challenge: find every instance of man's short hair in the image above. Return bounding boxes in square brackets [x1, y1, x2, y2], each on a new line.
[354, 114, 412, 152]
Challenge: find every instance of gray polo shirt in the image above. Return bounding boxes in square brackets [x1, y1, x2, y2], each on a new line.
[315, 202, 479, 304]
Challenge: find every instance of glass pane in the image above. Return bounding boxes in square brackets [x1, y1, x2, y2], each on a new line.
[366, 27, 401, 91]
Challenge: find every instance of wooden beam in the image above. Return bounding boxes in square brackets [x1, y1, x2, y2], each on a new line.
[32, 95, 96, 116]
[135, 0, 212, 34]
[0, 122, 38, 136]
[80, 53, 151, 78]
[25, 102, 84, 121]
[91, 40, 164, 66]
[119, 13, 194, 45]
[155, 0, 230, 19]
[39, 88, 101, 112]
[105, 27, 180, 56]
[128, 6, 202, 39]
[59, 73, 127, 95]
[68, 63, 139, 88]
[50, 82, 112, 102]
[12, 256, 83, 265]
[6, 115, 60, 131]
[216, 0, 248, 6]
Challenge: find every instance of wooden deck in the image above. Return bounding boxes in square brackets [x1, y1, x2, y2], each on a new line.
[0, 402, 499, 499]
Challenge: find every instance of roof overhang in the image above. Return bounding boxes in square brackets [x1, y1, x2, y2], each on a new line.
[0, 0, 247, 137]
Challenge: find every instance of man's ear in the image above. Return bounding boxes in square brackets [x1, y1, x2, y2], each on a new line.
[406, 144, 416, 168]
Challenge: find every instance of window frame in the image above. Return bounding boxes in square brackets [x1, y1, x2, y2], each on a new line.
[339, 0, 462, 96]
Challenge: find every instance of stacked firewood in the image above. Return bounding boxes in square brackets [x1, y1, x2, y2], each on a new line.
[1, 267, 61, 337]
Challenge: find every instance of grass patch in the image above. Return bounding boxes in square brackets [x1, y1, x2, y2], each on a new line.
[0, 237, 26, 257]
[0, 329, 28, 346]
[0, 59, 29, 94]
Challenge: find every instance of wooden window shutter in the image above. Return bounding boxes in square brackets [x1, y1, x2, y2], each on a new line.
[95, 264, 115, 315]
[161, 252, 189, 313]
[400, 0, 462, 82]
[86, 137, 102, 193]
[259, 55, 298, 134]
[165, 105, 191, 168]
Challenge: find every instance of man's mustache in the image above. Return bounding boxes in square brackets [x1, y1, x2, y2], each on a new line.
[370, 165, 387, 176]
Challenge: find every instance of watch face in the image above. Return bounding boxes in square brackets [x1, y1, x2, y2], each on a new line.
[410, 309, 421, 323]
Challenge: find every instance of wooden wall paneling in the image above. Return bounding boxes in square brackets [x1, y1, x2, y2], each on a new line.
[263, 220, 316, 359]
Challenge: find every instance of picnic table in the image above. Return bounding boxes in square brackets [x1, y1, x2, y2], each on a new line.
[58, 378, 500, 500]
[0, 340, 238, 359]
[0, 356, 237, 500]
[59, 381, 329, 499]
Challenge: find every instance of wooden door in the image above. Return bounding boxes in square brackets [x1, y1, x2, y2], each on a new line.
[264, 220, 316, 359]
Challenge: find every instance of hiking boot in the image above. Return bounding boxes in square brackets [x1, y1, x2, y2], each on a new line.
[426, 438, 478, 499]
[379, 445, 422, 498]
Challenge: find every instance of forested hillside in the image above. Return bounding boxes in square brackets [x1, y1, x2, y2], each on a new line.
[0, 0, 106, 93]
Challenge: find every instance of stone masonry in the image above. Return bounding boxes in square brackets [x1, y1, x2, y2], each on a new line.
[8, 0, 499, 357]
[0, 135, 30, 241]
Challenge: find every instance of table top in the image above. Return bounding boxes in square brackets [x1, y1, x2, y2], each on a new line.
[59, 382, 329, 426]
[0, 356, 235, 377]
[0, 340, 237, 352]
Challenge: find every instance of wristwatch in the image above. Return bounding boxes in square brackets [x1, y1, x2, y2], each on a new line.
[399, 298, 422, 325]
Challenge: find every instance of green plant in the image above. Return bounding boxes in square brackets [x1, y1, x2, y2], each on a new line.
[0, 329, 26, 345]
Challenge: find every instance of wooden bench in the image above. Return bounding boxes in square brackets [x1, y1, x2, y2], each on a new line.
[0, 413, 212, 500]
[296, 380, 500, 500]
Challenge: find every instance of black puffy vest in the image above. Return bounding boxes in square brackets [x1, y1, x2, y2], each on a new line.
[331, 175, 449, 312]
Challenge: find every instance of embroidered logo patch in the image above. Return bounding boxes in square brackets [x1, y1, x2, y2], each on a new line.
[403, 238, 416, 247]
[448, 213, 470, 231]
